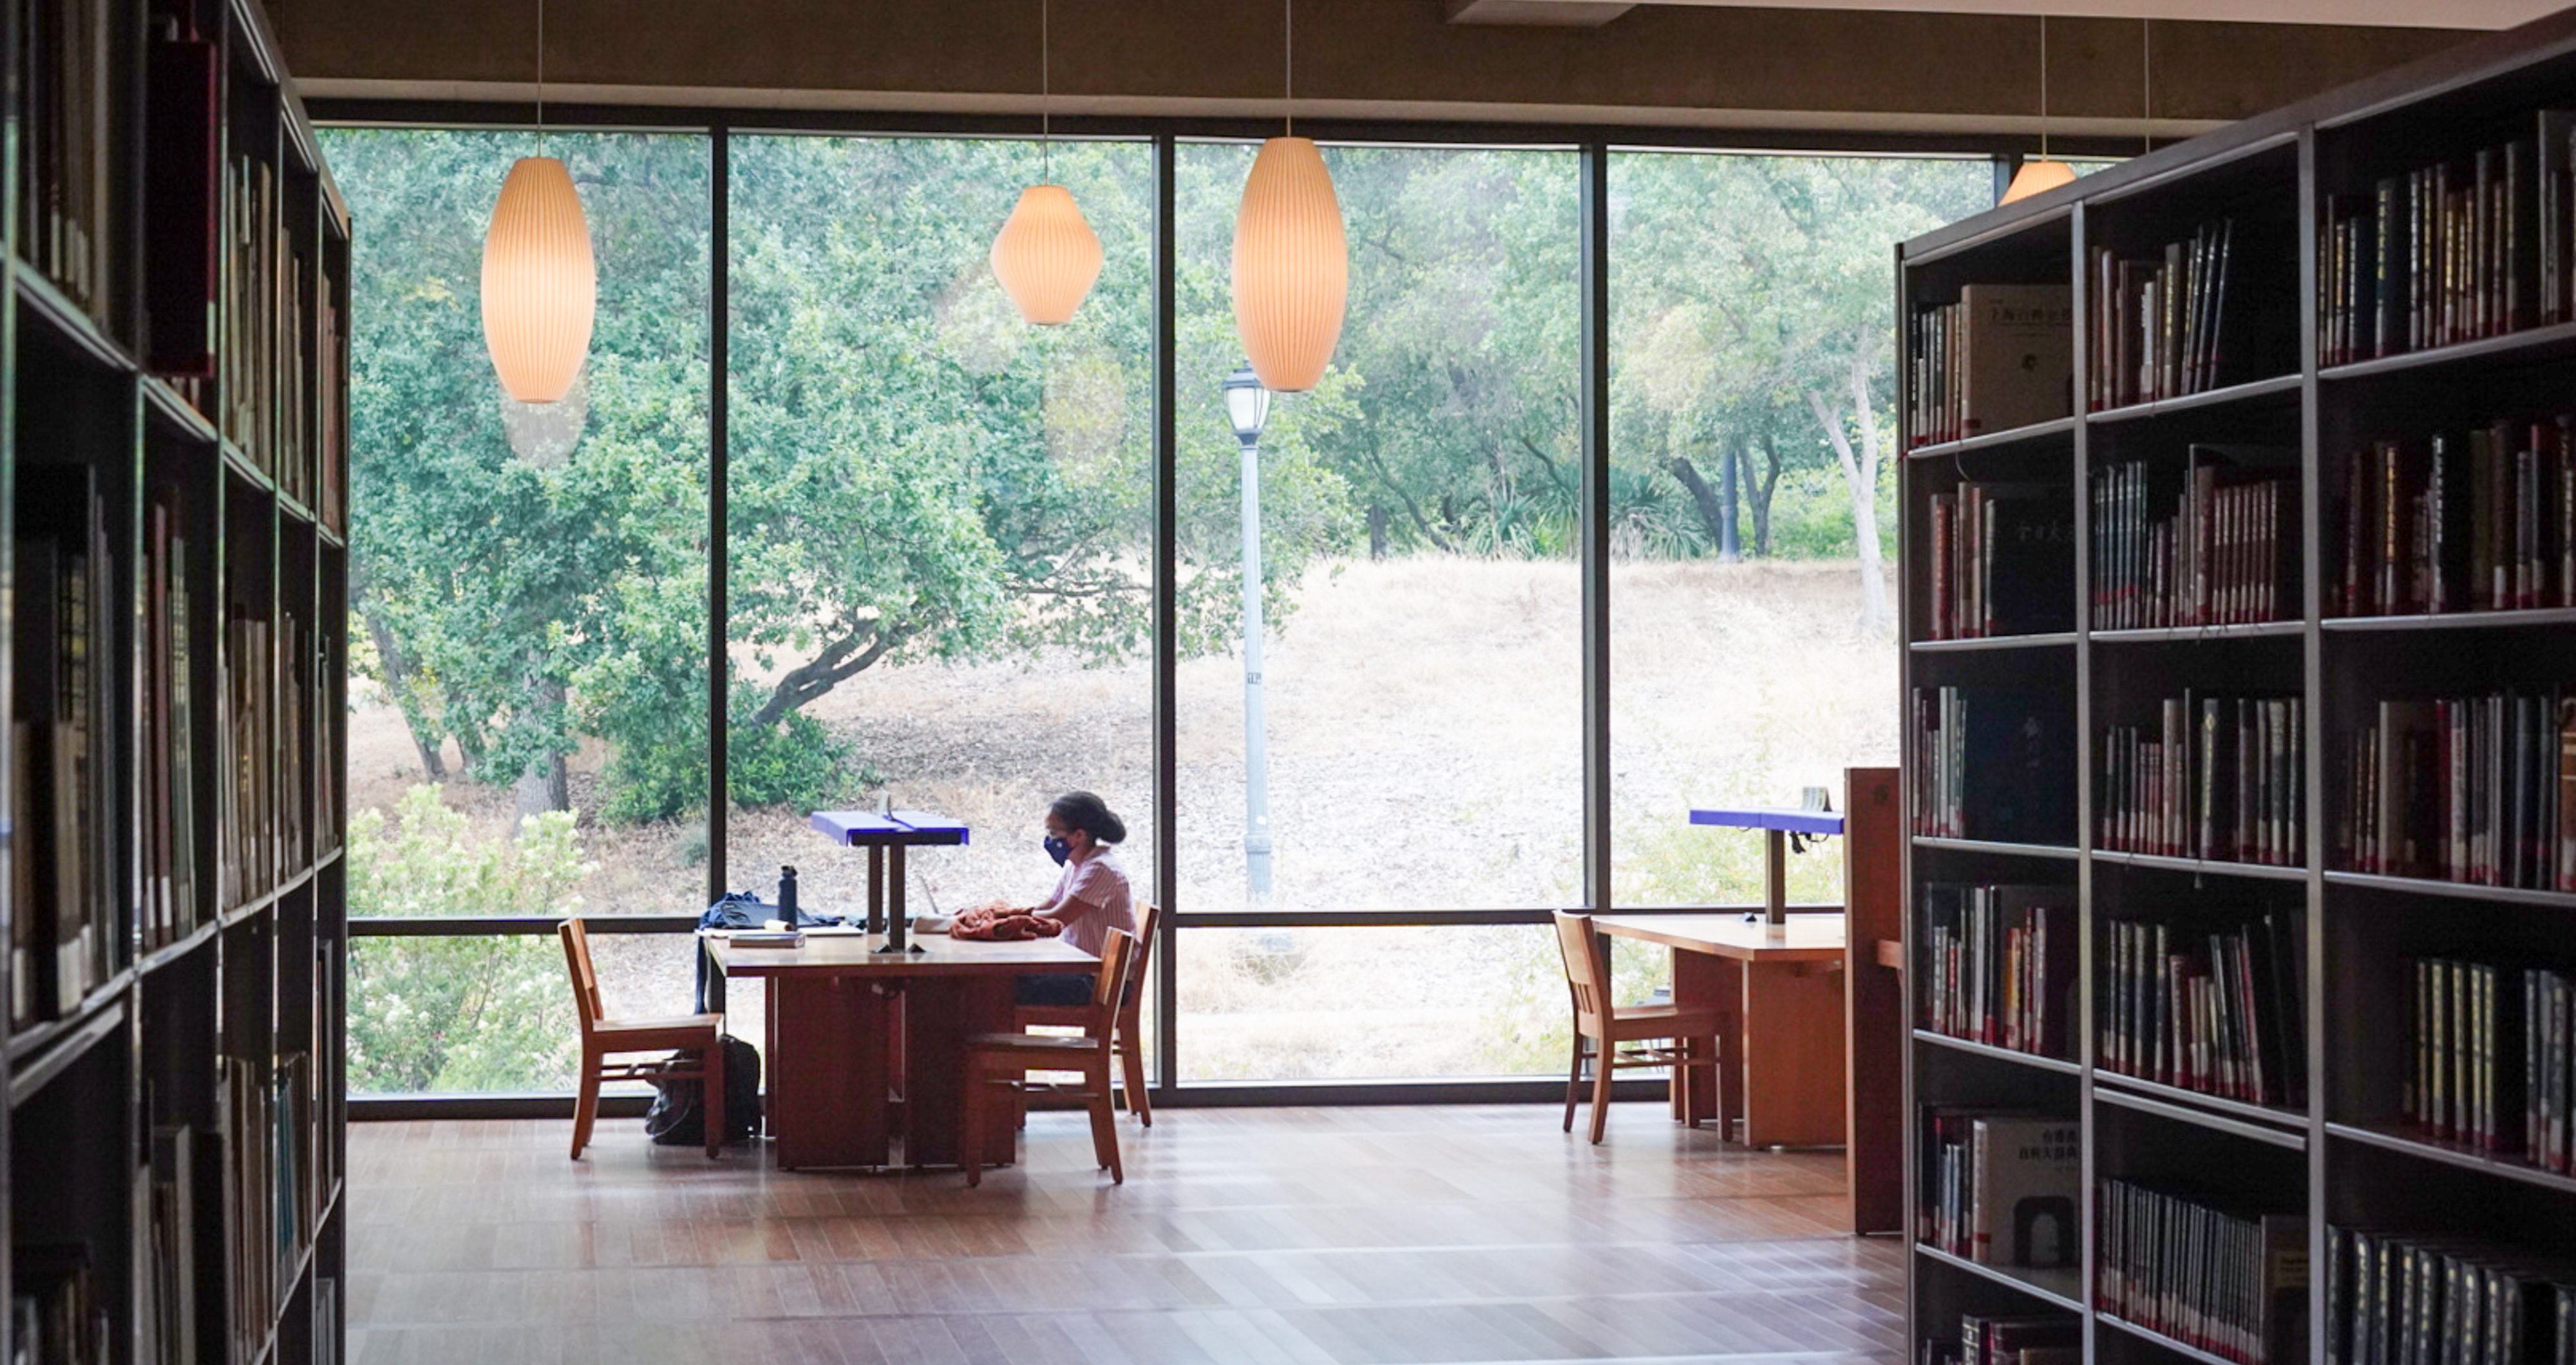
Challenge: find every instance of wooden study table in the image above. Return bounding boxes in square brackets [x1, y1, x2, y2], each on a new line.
[705, 930, 1096, 1171]
[1590, 912, 1848, 1149]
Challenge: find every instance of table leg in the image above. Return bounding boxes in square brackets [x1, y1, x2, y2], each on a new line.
[1764, 829, 1788, 927]
[1670, 949, 1732, 1131]
[766, 975, 893, 1169]
[900, 974, 1016, 1168]
[1738, 958, 1848, 1149]
[867, 845, 886, 934]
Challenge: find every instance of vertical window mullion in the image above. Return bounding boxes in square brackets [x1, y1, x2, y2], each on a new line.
[1579, 142, 1611, 914]
[707, 126, 732, 909]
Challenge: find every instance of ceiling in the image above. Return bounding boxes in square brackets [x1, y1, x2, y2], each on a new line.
[1449, 0, 2555, 26]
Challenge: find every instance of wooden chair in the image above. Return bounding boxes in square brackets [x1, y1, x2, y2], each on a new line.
[963, 928, 1136, 1187]
[1551, 910, 1724, 1145]
[1016, 901, 1160, 1124]
[559, 918, 726, 1160]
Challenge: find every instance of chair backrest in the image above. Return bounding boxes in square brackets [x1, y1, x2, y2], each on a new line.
[1122, 902, 1162, 1013]
[1088, 928, 1137, 1037]
[1551, 910, 1611, 1027]
[559, 918, 604, 1038]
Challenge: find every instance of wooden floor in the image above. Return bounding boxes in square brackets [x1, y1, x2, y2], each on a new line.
[347, 1104, 1903, 1365]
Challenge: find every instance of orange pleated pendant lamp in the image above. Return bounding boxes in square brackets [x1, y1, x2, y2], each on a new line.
[2000, 158, 2076, 205]
[481, 156, 596, 404]
[991, 185, 1104, 326]
[1231, 136, 1346, 393]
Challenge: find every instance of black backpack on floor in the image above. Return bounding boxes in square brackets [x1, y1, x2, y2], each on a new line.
[644, 1034, 762, 1146]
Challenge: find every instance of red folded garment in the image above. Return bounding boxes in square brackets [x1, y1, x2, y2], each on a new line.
[950, 910, 1063, 941]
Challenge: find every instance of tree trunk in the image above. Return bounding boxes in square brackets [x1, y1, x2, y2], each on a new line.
[363, 609, 447, 781]
[1745, 433, 1785, 558]
[1368, 504, 1388, 561]
[1667, 455, 1736, 561]
[516, 677, 573, 817]
[1806, 343, 1892, 636]
[1714, 440, 1743, 561]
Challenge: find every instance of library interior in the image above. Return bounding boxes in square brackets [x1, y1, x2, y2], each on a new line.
[10, 1, 2576, 1362]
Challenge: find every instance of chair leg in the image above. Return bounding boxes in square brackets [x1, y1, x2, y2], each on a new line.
[1587, 1044, 1616, 1145]
[703, 1038, 726, 1159]
[570, 1050, 601, 1160]
[962, 1060, 988, 1188]
[1563, 1033, 1586, 1134]
[1086, 1067, 1124, 1184]
[1119, 1029, 1151, 1127]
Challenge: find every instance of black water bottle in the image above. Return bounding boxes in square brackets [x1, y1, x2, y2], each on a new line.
[777, 865, 799, 923]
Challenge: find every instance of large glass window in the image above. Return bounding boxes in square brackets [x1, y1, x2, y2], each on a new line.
[325, 124, 2031, 1101]
[328, 128, 711, 1095]
[1171, 141, 1582, 1081]
[1606, 152, 1990, 909]
[721, 133, 1158, 1066]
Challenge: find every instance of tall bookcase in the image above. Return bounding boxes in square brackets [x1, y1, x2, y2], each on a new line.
[1902, 10, 2576, 1365]
[4, 0, 348, 1360]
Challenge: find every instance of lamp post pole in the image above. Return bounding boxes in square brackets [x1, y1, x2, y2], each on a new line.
[1224, 365, 1275, 904]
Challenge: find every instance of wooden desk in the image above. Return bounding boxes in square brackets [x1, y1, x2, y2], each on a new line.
[706, 930, 1095, 1171]
[1591, 912, 1848, 1149]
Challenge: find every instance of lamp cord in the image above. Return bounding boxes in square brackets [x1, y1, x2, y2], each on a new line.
[2142, 18, 2153, 155]
[2037, 14, 2048, 161]
[1285, 0, 1294, 139]
[1041, 0, 1050, 182]
[536, 0, 544, 133]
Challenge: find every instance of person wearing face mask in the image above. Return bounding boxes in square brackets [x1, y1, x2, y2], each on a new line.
[974, 791, 1135, 1006]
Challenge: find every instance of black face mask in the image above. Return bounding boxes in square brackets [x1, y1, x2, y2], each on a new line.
[1043, 835, 1072, 866]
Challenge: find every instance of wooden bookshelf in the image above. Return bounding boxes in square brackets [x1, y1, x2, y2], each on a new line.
[4, 0, 349, 1362]
[1900, 11, 2576, 1365]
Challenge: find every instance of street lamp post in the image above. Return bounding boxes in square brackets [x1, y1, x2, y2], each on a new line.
[1223, 364, 1274, 903]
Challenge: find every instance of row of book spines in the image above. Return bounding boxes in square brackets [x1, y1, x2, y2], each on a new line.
[2403, 959, 2576, 1171]
[2097, 1180, 2306, 1365]
[2316, 117, 2574, 367]
[1926, 483, 2075, 641]
[2324, 1227, 2576, 1365]
[220, 150, 330, 509]
[2099, 914, 2307, 1109]
[12, 1243, 109, 1365]
[218, 612, 318, 910]
[2091, 462, 2293, 631]
[17, 0, 117, 330]
[2098, 695, 2305, 867]
[2337, 691, 2575, 891]
[8, 502, 118, 1030]
[1918, 1313, 2079, 1365]
[140, 492, 204, 952]
[1917, 1109, 2082, 1267]
[1916, 887, 2072, 1057]
[223, 1052, 319, 1364]
[2338, 420, 2576, 619]
[2086, 220, 2240, 410]
[1903, 286, 2074, 449]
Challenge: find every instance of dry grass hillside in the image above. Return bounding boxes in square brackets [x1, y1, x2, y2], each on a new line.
[347, 556, 1899, 1080]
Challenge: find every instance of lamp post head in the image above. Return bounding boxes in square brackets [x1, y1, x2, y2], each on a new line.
[1223, 363, 1271, 446]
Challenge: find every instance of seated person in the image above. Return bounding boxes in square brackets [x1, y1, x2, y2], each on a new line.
[957, 791, 1136, 1006]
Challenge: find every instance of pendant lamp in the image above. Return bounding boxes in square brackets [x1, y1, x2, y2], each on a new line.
[481, 0, 595, 404]
[990, 0, 1103, 325]
[2001, 14, 2076, 205]
[1231, 0, 1346, 393]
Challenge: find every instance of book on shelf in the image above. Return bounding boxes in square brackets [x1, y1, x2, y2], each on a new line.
[2092, 447, 2297, 630]
[144, 16, 221, 383]
[11, 471, 119, 1027]
[1909, 685, 2074, 845]
[2101, 910, 2307, 1108]
[141, 1125, 202, 1365]
[2099, 692, 2304, 865]
[1921, 1312, 2081, 1365]
[2404, 958, 2576, 1168]
[1919, 1108, 2081, 1268]
[140, 487, 204, 950]
[2324, 1227, 2576, 1365]
[2335, 419, 2576, 618]
[2335, 690, 2573, 889]
[12, 1243, 109, 1365]
[2090, 216, 2280, 408]
[1927, 481, 2074, 640]
[1917, 883, 2076, 1058]
[1908, 285, 2072, 446]
[2098, 1178, 2307, 1365]
[16, 0, 119, 329]
[2318, 113, 2576, 366]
